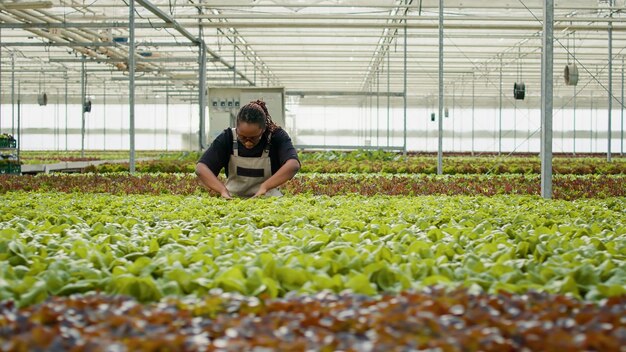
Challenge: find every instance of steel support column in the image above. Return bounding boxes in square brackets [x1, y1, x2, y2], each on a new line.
[166, 85, 170, 151]
[608, 7, 613, 162]
[16, 83, 20, 160]
[499, 55, 503, 155]
[437, 0, 444, 174]
[197, 0, 207, 151]
[11, 54, 15, 135]
[619, 56, 624, 155]
[573, 82, 576, 155]
[233, 37, 237, 85]
[64, 73, 68, 151]
[472, 75, 475, 156]
[403, 14, 407, 155]
[0, 28, 2, 131]
[376, 66, 380, 147]
[452, 85, 456, 151]
[103, 80, 107, 150]
[387, 48, 390, 147]
[129, 0, 136, 173]
[199, 42, 207, 151]
[541, 0, 554, 199]
[81, 55, 86, 157]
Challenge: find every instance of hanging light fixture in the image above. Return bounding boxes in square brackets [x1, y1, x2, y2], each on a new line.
[564, 64, 579, 86]
[37, 67, 48, 106]
[83, 100, 92, 113]
[564, 29, 579, 86]
[514, 46, 526, 100]
[37, 93, 47, 106]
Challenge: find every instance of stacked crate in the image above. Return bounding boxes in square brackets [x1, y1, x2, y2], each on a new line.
[0, 133, 21, 174]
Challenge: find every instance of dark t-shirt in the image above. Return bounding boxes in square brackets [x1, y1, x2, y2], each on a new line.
[197, 127, 300, 177]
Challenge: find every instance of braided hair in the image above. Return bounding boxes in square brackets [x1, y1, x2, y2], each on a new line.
[236, 100, 281, 133]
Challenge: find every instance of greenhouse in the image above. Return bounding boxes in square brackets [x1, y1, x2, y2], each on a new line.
[0, 0, 625, 350]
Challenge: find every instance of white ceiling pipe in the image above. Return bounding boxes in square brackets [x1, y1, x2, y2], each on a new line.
[157, 14, 626, 23]
[46, 18, 162, 74]
[203, 32, 610, 39]
[0, 12, 108, 64]
[165, 41, 626, 49]
[0, 16, 160, 97]
[3, 20, 625, 31]
[0, 1, 52, 10]
[12, 8, 167, 74]
[191, 22, 626, 31]
[65, 1, 622, 11]
[1, 9, 131, 72]
[38, 3, 260, 88]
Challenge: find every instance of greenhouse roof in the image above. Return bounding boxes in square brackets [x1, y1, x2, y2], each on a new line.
[0, 0, 624, 107]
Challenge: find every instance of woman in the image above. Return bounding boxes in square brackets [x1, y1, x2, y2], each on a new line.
[196, 100, 300, 198]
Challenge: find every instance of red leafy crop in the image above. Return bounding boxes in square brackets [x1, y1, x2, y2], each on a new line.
[1, 174, 625, 199]
[1, 288, 624, 351]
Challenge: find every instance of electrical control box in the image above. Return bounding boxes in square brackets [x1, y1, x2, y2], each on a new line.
[207, 87, 286, 144]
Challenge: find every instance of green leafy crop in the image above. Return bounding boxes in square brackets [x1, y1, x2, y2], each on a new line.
[1, 192, 624, 307]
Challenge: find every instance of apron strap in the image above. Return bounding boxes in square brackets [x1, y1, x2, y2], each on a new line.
[231, 127, 238, 157]
[263, 132, 272, 154]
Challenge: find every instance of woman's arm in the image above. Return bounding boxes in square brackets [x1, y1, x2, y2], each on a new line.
[195, 162, 232, 199]
[253, 158, 300, 197]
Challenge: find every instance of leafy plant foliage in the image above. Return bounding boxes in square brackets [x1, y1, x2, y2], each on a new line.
[1, 173, 625, 199]
[1, 193, 624, 307]
[19, 150, 626, 174]
[1, 288, 624, 351]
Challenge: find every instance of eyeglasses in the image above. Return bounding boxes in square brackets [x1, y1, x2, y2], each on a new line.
[236, 128, 264, 144]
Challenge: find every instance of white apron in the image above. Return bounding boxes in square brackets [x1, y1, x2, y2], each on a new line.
[225, 128, 283, 197]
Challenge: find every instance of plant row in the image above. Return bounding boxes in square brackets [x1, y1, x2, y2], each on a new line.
[18, 150, 168, 164]
[2, 288, 624, 351]
[297, 150, 621, 162]
[18, 150, 626, 174]
[300, 158, 626, 175]
[1, 193, 624, 308]
[77, 157, 626, 175]
[18, 149, 622, 163]
[1, 173, 624, 199]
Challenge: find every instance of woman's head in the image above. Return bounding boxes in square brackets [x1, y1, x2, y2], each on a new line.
[237, 100, 268, 130]
[236, 100, 280, 149]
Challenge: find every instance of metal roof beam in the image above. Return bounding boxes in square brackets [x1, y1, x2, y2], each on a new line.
[1, 41, 196, 47]
[3, 22, 625, 31]
[134, 0, 256, 87]
[47, 57, 209, 63]
[111, 76, 247, 82]
[0, 22, 170, 29]
[68, 2, 623, 11]
[286, 91, 405, 97]
[135, 0, 199, 45]
[169, 14, 626, 22]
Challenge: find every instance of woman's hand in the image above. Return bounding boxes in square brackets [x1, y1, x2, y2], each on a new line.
[196, 163, 233, 199]
[252, 185, 268, 198]
[221, 189, 233, 199]
[251, 159, 300, 198]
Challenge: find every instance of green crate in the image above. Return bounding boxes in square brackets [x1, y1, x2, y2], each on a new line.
[0, 139, 17, 149]
[0, 163, 20, 175]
